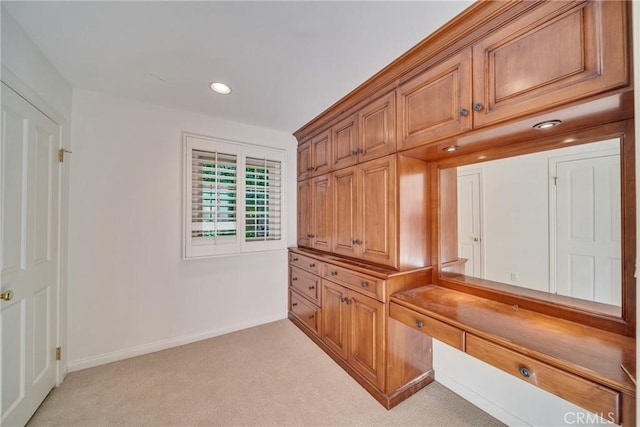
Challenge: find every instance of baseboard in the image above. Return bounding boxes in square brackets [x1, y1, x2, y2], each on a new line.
[67, 314, 287, 372]
[435, 372, 530, 426]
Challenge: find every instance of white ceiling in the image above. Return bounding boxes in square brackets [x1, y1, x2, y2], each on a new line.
[3, 1, 474, 133]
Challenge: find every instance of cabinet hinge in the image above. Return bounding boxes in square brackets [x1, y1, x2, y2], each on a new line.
[55, 347, 62, 361]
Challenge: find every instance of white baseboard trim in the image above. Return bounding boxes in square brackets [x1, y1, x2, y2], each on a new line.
[67, 314, 287, 372]
[435, 374, 531, 427]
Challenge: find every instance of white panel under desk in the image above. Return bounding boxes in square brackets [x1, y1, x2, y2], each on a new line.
[432, 339, 619, 427]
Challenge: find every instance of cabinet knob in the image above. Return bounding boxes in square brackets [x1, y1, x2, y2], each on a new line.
[345, 298, 352, 305]
[308, 314, 315, 320]
[416, 320, 423, 328]
[292, 302, 298, 307]
[459, 108, 469, 117]
[308, 285, 315, 290]
[340, 296, 346, 303]
[351, 149, 358, 156]
[473, 102, 484, 112]
[519, 367, 531, 378]
[292, 277, 298, 281]
[360, 281, 368, 288]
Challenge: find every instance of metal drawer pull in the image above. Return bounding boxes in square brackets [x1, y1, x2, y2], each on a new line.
[308, 315, 314, 320]
[340, 297, 346, 303]
[292, 277, 298, 281]
[292, 303, 298, 307]
[416, 320, 423, 328]
[292, 257, 299, 261]
[309, 263, 316, 268]
[360, 281, 368, 288]
[308, 286, 315, 290]
[330, 271, 338, 276]
[519, 367, 531, 378]
[345, 298, 352, 305]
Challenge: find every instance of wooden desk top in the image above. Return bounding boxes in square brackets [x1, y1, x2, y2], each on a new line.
[391, 285, 636, 395]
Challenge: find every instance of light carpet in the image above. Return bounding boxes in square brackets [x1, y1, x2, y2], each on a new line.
[27, 319, 504, 426]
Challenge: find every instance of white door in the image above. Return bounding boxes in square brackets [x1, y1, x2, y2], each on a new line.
[457, 169, 483, 277]
[553, 153, 621, 305]
[1, 83, 60, 426]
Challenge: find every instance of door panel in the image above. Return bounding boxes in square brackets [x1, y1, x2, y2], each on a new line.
[311, 175, 332, 252]
[311, 129, 331, 176]
[457, 171, 483, 277]
[1, 83, 59, 427]
[332, 167, 358, 258]
[359, 91, 396, 163]
[359, 156, 396, 267]
[348, 292, 385, 389]
[332, 115, 358, 170]
[297, 180, 311, 247]
[321, 280, 348, 359]
[555, 154, 621, 305]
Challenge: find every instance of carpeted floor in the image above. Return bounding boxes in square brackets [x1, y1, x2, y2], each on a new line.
[27, 319, 504, 426]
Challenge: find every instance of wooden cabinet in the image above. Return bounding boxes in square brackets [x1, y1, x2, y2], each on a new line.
[332, 155, 397, 267]
[297, 175, 332, 251]
[288, 248, 433, 408]
[472, 0, 629, 128]
[298, 129, 332, 180]
[333, 93, 397, 170]
[397, 1, 629, 151]
[397, 49, 472, 151]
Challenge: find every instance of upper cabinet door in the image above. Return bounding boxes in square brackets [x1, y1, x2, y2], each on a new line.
[472, 0, 629, 128]
[297, 140, 312, 181]
[358, 155, 397, 268]
[332, 115, 358, 170]
[359, 91, 396, 163]
[397, 48, 472, 151]
[311, 174, 332, 252]
[311, 129, 332, 176]
[297, 179, 312, 248]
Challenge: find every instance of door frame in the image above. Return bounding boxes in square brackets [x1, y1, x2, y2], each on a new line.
[2, 66, 70, 385]
[548, 142, 620, 296]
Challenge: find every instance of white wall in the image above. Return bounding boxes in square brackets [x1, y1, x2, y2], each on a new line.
[67, 89, 297, 370]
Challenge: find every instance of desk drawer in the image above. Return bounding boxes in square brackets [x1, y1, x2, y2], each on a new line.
[290, 290, 321, 336]
[290, 266, 320, 305]
[289, 252, 321, 275]
[389, 302, 465, 351]
[466, 334, 620, 423]
[322, 264, 384, 301]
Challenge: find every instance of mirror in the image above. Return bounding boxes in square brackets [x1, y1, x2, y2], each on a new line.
[441, 137, 622, 317]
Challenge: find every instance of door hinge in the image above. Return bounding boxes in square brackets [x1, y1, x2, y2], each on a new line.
[55, 347, 62, 361]
[57, 148, 72, 163]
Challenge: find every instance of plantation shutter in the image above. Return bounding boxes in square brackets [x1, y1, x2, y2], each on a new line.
[245, 157, 282, 242]
[191, 149, 237, 241]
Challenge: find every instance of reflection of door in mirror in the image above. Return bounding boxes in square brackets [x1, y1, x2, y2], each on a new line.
[551, 149, 621, 306]
[456, 138, 620, 308]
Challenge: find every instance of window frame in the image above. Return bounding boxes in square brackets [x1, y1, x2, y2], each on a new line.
[183, 133, 286, 259]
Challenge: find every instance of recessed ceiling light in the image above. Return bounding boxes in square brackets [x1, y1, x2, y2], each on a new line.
[533, 120, 561, 130]
[442, 145, 459, 152]
[210, 82, 231, 95]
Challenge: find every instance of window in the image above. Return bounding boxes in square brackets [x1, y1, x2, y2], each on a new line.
[184, 134, 286, 258]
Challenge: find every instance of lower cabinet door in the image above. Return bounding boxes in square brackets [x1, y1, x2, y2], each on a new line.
[321, 280, 349, 359]
[348, 291, 385, 390]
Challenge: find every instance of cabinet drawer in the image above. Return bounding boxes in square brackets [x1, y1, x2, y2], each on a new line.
[290, 290, 321, 336]
[389, 302, 464, 351]
[466, 334, 620, 423]
[289, 252, 321, 275]
[323, 264, 384, 301]
[290, 266, 320, 305]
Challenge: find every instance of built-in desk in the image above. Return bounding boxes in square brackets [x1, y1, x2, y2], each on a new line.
[390, 285, 636, 425]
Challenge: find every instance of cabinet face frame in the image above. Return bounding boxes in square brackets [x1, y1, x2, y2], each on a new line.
[434, 120, 636, 336]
